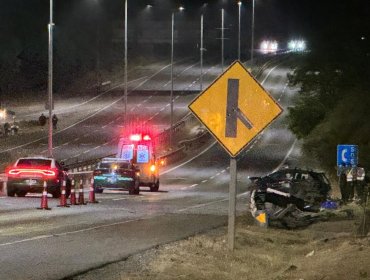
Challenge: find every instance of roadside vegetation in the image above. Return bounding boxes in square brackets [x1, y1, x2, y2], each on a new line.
[74, 209, 370, 280]
[286, 1, 370, 176]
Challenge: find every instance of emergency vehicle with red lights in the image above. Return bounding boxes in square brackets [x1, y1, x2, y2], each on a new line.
[117, 132, 160, 192]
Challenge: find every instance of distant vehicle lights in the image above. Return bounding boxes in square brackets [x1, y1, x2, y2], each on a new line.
[288, 40, 306, 52]
[260, 40, 278, 54]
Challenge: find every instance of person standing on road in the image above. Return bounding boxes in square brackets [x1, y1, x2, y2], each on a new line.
[52, 114, 58, 130]
[3, 122, 10, 136]
[39, 113, 46, 126]
[339, 168, 349, 204]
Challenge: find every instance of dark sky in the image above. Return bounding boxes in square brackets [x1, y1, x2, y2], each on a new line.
[1, 0, 369, 62]
[1, 0, 368, 43]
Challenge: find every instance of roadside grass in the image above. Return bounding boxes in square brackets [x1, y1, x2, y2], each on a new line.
[109, 208, 370, 280]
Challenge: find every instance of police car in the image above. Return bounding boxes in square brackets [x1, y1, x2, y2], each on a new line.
[93, 158, 140, 195]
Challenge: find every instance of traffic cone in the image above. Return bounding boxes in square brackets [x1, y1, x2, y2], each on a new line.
[70, 179, 78, 205]
[38, 181, 51, 210]
[78, 179, 86, 205]
[58, 180, 70, 207]
[89, 178, 98, 203]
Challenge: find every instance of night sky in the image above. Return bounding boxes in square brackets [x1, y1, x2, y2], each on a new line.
[1, 0, 369, 47]
[0, 0, 369, 93]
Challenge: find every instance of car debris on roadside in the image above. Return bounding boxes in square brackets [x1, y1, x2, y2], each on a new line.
[247, 167, 336, 228]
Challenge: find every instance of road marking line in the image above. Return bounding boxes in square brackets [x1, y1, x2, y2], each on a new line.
[201, 180, 208, 183]
[178, 198, 228, 212]
[160, 141, 217, 175]
[261, 65, 279, 85]
[272, 139, 297, 172]
[0, 218, 144, 247]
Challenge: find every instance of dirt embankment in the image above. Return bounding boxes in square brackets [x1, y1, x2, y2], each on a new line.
[73, 203, 370, 280]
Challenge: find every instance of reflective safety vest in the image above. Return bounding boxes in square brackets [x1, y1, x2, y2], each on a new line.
[357, 167, 365, 181]
[346, 168, 354, 182]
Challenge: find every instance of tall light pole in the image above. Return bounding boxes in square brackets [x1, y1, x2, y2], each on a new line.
[238, 1, 242, 61]
[221, 8, 224, 72]
[170, 6, 184, 148]
[251, 0, 255, 66]
[96, 13, 101, 94]
[200, 3, 207, 92]
[47, 0, 54, 157]
[124, 0, 128, 122]
[200, 13, 204, 91]
[170, 11, 174, 148]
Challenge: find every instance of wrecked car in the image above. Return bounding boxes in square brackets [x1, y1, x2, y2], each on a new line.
[248, 168, 332, 228]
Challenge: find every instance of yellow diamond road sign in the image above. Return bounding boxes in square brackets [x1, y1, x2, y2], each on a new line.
[189, 61, 283, 157]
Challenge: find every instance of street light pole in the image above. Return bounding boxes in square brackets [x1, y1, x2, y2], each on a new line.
[200, 13, 204, 92]
[47, 0, 54, 157]
[221, 8, 224, 72]
[169, 7, 184, 148]
[124, 0, 128, 122]
[251, 0, 255, 66]
[96, 18, 101, 94]
[170, 12, 174, 148]
[238, 1, 241, 61]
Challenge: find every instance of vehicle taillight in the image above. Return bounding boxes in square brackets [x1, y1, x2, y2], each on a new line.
[7, 168, 57, 178]
[42, 169, 57, 177]
[93, 170, 102, 176]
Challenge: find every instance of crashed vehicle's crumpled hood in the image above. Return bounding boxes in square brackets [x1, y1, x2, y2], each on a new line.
[248, 169, 333, 228]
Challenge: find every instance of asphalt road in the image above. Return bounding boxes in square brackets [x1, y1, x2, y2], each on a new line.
[0, 58, 298, 280]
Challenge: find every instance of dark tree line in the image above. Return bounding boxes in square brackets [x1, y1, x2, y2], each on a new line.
[286, 0, 370, 175]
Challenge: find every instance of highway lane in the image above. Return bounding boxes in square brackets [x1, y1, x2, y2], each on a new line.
[0, 60, 219, 167]
[0, 61, 298, 280]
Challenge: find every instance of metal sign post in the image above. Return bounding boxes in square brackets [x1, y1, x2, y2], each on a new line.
[228, 157, 237, 250]
[189, 61, 283, 250]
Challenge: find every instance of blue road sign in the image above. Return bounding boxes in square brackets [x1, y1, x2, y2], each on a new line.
[337, 145, 358, 167]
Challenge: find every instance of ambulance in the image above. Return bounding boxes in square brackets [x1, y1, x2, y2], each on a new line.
[117, 132, 160, 192]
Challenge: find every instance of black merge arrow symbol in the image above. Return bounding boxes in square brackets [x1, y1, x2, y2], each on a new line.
[225, 78, 253, 138]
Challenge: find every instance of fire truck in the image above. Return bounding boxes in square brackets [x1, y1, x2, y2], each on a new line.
[117, 132, 160, 192]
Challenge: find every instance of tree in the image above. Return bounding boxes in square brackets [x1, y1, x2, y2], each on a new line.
[286, 0, 370, 175]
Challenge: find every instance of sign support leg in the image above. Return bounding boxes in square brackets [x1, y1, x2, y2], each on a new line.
[228, 157, 237, 251]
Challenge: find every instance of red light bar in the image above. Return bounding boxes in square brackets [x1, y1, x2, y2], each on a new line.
[130, 134, 141, 141]
[143, 135, 151, 141]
